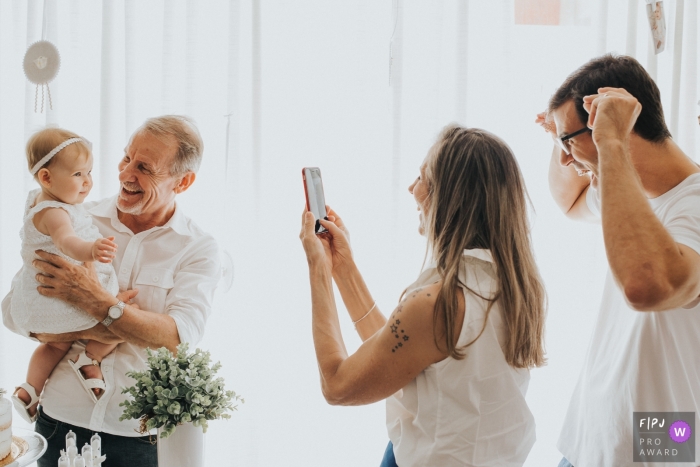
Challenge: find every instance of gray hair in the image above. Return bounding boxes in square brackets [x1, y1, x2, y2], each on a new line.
[136, 115, 204, 176]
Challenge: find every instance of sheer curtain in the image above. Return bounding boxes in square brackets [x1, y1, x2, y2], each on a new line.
[0, 1, 698, 466]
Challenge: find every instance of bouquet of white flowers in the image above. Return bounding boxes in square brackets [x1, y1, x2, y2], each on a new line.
[119, 343, 242, 438]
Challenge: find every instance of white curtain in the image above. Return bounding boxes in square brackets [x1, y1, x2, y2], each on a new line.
[0, 1, 698, 465]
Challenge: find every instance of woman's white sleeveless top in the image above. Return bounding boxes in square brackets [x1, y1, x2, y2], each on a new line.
[386, 249, 535, 467]
[10, 189, 119, 334]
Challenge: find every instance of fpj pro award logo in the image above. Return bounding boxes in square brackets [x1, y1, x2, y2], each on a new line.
[633, 412, 695, 462]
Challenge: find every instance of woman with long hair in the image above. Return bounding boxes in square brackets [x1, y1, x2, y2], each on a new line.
[299, 125, 547, 466]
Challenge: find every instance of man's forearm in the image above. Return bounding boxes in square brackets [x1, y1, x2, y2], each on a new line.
[548, 145, 590, 214]
[31, 330, 87, 343]
[32, 250, 184, 351]
[109, 305, 180, 353]
[598, 141, 689, 308]
[87, 292, 180, 353]
[32, 324, 121, 345]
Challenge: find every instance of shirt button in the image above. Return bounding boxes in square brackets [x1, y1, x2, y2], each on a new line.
[153, 276, 159, 282]
[121, 268, 127, 274]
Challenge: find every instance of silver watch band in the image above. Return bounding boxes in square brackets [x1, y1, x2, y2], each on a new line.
[101, 300, 125, 327]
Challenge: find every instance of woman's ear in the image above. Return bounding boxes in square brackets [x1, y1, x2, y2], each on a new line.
[37, 168, 51, 188]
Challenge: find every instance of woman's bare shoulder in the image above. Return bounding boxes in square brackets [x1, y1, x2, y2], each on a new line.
[395, 281, 466, 350]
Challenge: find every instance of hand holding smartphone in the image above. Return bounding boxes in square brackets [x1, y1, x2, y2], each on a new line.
[302, 167, 328, 234]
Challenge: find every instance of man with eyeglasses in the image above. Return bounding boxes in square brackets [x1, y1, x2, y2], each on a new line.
[538, 54, 700, 466]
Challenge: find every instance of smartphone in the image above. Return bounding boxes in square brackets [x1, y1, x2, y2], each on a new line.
[302, 167, 328, 234]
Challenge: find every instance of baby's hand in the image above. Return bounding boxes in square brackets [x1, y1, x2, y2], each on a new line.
[92, 237, 117, 263]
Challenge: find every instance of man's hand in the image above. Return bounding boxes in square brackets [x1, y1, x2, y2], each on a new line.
[32, 323, 123, 345]
[535, 111, 556, 134]
[583, 87, 642, 148]
[33, 249, 111, 318]
[117, 289, 139, 305]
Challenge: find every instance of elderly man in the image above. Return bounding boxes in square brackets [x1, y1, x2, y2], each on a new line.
[540, 55, 700, 466]
[2, 115, 221, 467]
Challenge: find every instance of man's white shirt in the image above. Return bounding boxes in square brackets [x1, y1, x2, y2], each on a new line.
[558, 174, 700, 466]
[2, 196, 221, 436]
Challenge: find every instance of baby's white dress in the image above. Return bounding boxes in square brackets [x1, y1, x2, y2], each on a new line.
[10, 189, 118, 335]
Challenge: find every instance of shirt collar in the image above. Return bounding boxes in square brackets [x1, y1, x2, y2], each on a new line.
[463, 248, 493, 263]
[88, 196, 193, 236]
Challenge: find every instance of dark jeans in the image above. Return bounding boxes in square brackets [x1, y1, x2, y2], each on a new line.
[380, 441, 398, 467]
[558, 457, 574, 467]
[35, 406, 158, 467]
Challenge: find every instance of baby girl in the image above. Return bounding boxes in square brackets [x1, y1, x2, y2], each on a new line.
[10, 128, 120, 422]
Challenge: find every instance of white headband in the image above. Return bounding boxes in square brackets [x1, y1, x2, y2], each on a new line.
[30, 137, 91, 175]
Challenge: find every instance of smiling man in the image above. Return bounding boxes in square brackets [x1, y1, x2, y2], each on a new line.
[541, 55, 700, 466]
[2, 115, 221, 467]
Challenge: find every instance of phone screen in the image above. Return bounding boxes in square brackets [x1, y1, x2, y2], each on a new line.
[303, 167, 328, 234]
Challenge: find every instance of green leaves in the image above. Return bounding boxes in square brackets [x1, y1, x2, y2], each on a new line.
[119, 343, 242, 438]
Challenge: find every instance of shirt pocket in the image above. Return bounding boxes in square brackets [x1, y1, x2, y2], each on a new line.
[134, 267, 175, 313]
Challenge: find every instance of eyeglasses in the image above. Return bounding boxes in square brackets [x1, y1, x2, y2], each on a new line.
[554, 127, 591, 155]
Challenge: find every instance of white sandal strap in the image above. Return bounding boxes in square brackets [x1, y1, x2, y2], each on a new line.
[14, 382, 40, 406]
[83, 379, 106, 390]
[73, 351, 99, 368]
[68, 351, 106, 403]
[12, 383, 40, 423]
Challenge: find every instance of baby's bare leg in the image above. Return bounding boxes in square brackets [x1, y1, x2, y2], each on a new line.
[77, 340, 119, 396]
[85, 340, 118, 362]
[17, 341, 73, 415]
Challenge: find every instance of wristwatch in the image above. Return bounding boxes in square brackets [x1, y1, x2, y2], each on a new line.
[101, 300, 126, 327]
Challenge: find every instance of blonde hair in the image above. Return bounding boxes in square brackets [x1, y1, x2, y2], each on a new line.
[422, 125, 547, 369]
[26, 128, 90, 177]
